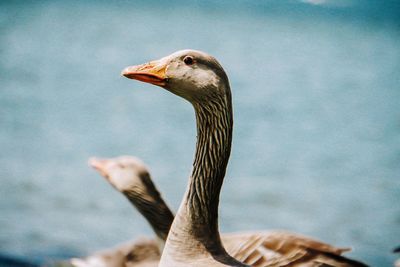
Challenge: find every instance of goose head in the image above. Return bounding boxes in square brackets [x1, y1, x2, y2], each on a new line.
[121, 49, 230, 104]
[88, 156, 151, 193]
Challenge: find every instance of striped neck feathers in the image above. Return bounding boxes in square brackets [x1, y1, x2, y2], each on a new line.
[123, 175, 174, 242]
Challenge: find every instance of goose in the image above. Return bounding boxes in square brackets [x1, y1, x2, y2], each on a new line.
[120, 49, 367, 266]
[88, 156, 173, 248]
[69, 156, 167, 267]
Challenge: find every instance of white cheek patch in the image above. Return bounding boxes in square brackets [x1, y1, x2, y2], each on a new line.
[165, 59, 221, 101]
[168, 60, 219, 88]
[110, 169, 139, 191]
[192, 68, 219, 89]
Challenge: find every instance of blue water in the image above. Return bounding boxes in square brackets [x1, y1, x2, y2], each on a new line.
[1, 1, 399, 266]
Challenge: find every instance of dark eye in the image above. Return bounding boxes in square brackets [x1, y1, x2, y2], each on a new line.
[118, 163, 126, 169]
[183, 56, 194, 65]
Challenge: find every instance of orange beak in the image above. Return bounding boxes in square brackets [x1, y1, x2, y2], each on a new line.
[121, 59, 167, 87]
[88, 157, 109, 177]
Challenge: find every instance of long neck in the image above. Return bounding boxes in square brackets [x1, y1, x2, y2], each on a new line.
[123, 183, 174, 243]
[163, 90, 248, 266]
[187, 97, 233, 244]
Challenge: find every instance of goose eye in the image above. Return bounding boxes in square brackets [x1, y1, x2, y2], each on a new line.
[183, 56, 194, 65]
[118, 163, 126, 169]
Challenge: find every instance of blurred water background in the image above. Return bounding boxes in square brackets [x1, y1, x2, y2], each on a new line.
[1, 0, 399, 266]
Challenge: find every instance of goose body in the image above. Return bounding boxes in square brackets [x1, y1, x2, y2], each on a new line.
[121, 49, 368, 266]
[79, 156, 365, 267]
[70, 238, 160, 267]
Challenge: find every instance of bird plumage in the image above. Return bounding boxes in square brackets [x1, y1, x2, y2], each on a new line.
[120, 49, 368, 266]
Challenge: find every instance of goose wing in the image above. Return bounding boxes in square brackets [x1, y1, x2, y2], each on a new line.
[222, 231, 368, 267]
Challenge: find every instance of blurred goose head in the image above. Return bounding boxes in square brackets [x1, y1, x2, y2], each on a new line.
[89, 155, 174, 243]
[89, 156, 151, 194]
